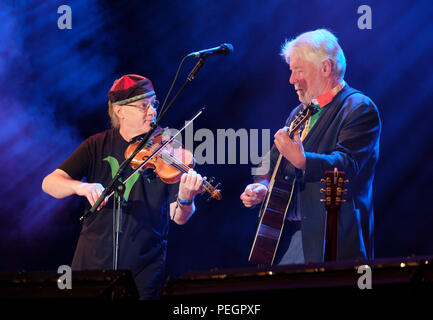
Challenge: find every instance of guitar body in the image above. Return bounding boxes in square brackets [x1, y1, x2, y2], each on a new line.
[248, 157, 295, 265]
[249, 105, 318, 266]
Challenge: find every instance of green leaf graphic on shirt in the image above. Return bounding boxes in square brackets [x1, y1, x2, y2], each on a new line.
[103, 156, 140, 201]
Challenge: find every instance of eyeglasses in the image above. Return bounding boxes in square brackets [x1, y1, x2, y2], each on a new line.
[124, 100, 159, 112]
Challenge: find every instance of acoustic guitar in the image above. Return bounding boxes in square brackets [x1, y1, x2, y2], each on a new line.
[249, 104, 318, 265]
[320, 168, 348, 261]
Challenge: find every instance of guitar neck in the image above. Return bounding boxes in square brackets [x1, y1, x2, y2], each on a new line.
[324, 207, 339, 261]
[321, 169, 347, 262]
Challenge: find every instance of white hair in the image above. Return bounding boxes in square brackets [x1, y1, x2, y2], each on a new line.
[280, 29, 346, 80]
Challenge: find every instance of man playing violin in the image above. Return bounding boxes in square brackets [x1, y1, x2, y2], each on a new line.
[241, 29, 381, 265]
[42, 74, 204, 299]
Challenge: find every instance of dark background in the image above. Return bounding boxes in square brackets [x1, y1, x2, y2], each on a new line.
[1, 0, 432, 279]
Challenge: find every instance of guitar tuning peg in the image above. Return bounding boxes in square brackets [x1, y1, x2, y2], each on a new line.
[320, 188, 326, 193]
[343, 189, 348, 194]
[320, 179, 326, 183]
[320, 199, 326, 202]
[344, 179, 349, 184]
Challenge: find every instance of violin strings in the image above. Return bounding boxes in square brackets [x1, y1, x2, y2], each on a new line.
[159, 151, 214, 192]
[160, 151, 189, 173]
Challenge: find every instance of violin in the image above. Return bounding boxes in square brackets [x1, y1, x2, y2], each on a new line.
[124, 127, 222, 201]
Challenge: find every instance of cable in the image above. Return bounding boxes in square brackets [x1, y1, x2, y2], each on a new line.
[157, 55, 188, 122]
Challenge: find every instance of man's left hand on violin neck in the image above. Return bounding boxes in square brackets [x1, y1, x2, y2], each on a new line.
[178, 168, 205, 201]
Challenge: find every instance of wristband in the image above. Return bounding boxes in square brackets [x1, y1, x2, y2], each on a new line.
[177, 196, 193, 206]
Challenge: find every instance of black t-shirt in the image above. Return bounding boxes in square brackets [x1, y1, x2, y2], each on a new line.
[58, 128, 179, 298]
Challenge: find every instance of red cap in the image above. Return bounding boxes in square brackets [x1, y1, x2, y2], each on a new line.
[108, 74, 155, 105]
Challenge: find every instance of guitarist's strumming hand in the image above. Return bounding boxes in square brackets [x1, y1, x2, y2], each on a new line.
[240, 183, 268, 208]
[274, 129, 306, 170]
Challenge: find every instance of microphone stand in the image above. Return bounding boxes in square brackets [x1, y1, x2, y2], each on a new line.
[157, 57, 207, 122]
[81, 55, 209, 270]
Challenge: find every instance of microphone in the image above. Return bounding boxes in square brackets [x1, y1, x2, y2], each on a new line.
[187, 43, 234, 58]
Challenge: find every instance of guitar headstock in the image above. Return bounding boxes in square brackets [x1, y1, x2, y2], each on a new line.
[287, 104, 319, 136]
[320, 168, 348, 211]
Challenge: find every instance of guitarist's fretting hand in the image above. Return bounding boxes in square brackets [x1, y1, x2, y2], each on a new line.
[240, 183, 268, 208]
[274, 129, 306, 170]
